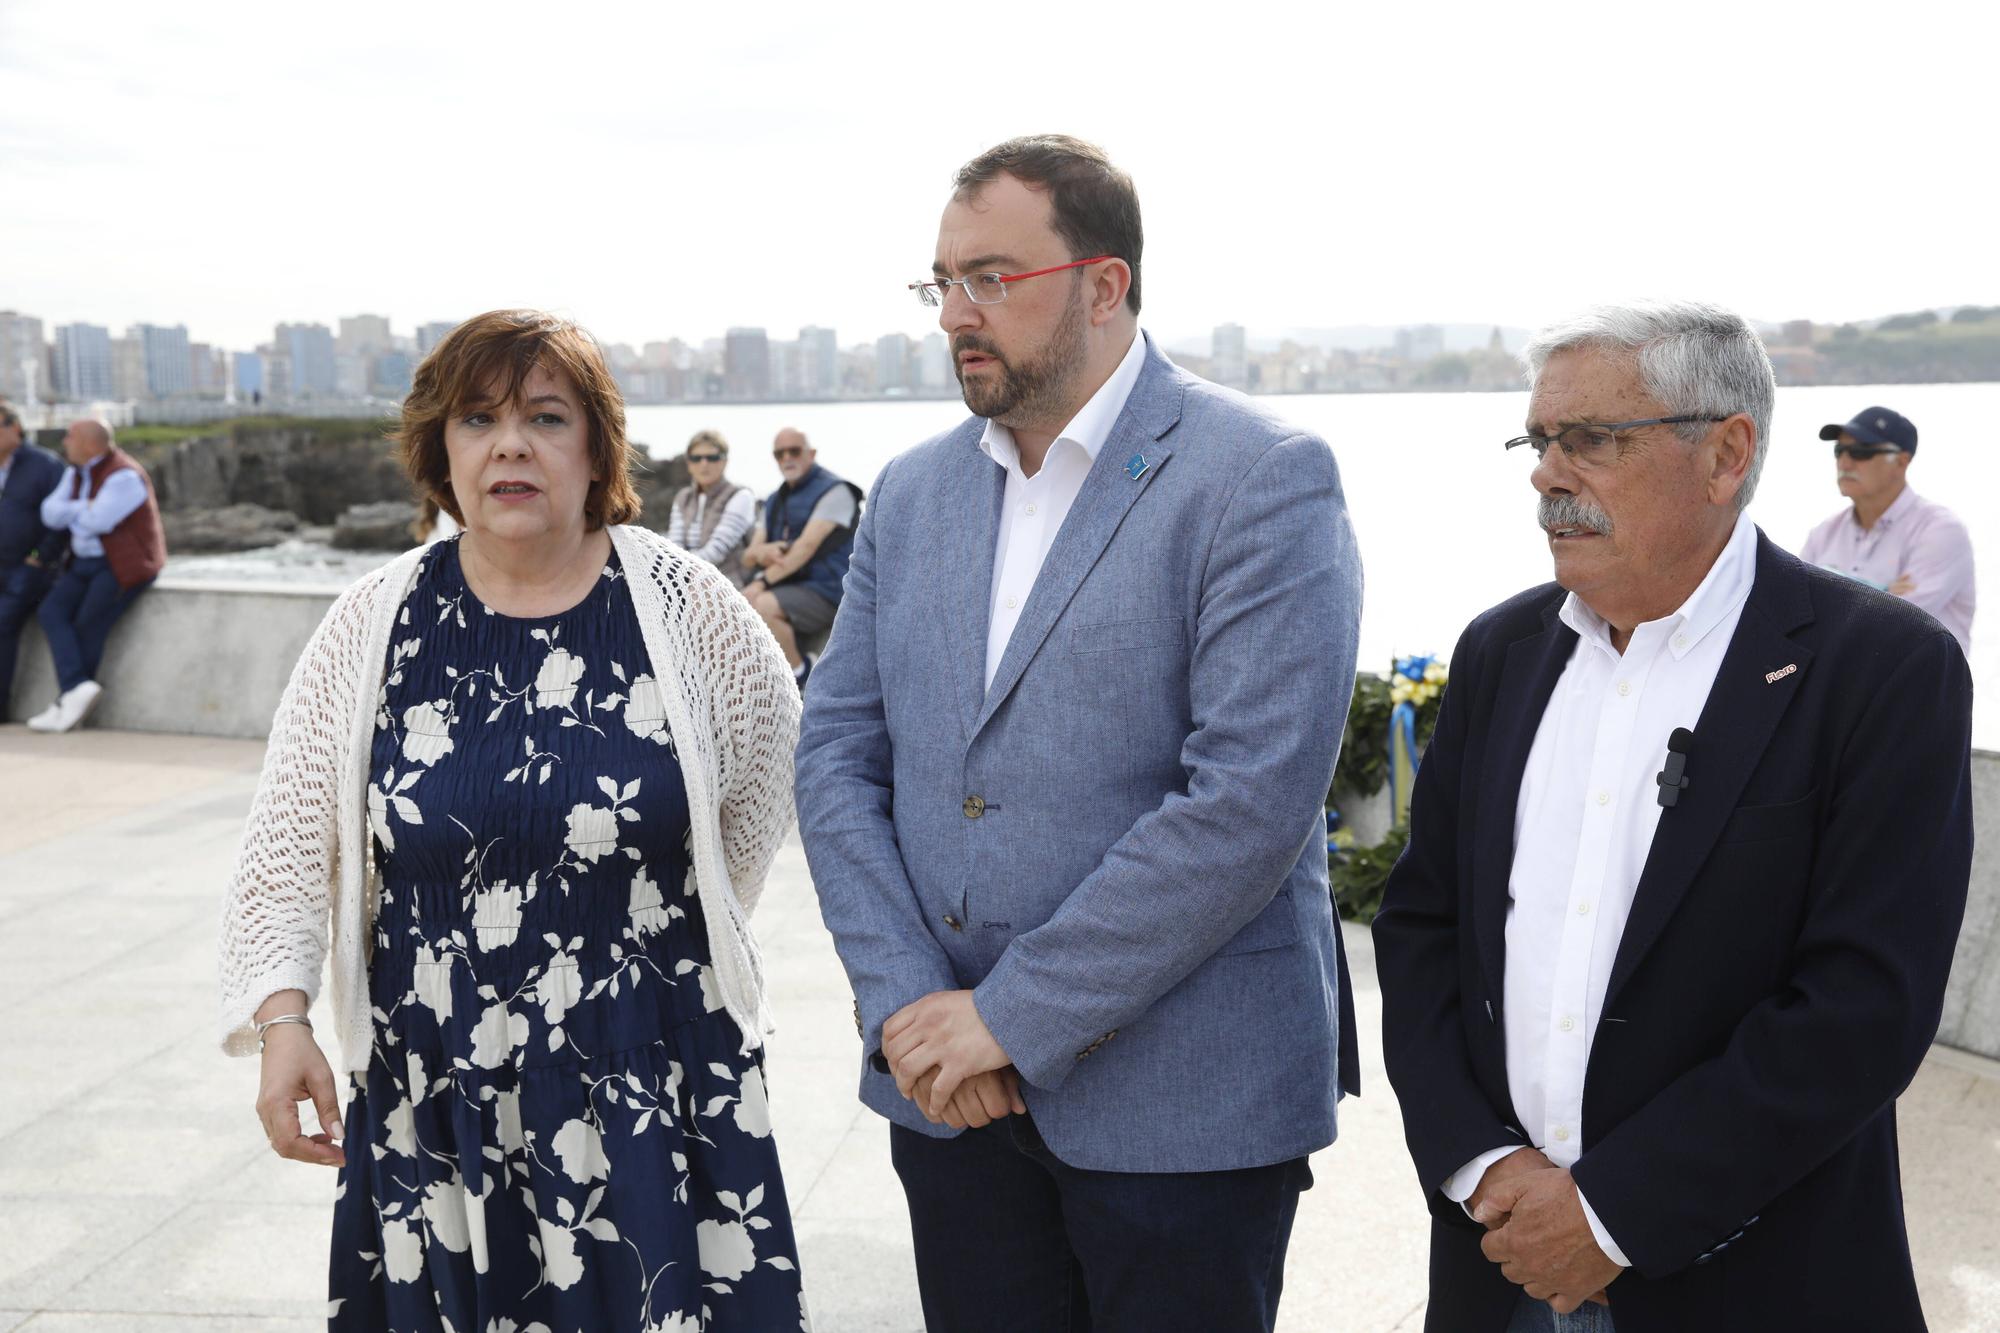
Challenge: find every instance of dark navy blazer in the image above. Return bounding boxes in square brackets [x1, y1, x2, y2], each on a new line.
[0, 443, 66, 570]
[1374, 535, 1974, 1333]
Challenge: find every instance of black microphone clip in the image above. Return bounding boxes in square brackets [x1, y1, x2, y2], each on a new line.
[1656, 727, 1694, 808]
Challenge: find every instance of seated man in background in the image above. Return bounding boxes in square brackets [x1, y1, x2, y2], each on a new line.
[27, 418, 166, 732]
[1799, 405, 1974, 656]
[741, 426, 862, 686]
[0, 404, 67, 717]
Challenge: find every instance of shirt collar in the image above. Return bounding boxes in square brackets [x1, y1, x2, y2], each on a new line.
[1559, 510, 1759, 661]
[980, 328, 1147, 471]
[1857, 484, 1919, 531]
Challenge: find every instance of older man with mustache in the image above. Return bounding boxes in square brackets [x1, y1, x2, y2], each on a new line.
[1373, 300, 1973, 1333]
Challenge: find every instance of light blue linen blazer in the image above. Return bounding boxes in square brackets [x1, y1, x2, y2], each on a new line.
[795, 335, 1362, 1172]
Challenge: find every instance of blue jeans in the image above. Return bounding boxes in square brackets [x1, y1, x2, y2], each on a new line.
[37, 557, 149, 692]
[1507, 1291, 1617, 1332]
[889, 1112, 1311, 1333]
[0, 560, 53, 710]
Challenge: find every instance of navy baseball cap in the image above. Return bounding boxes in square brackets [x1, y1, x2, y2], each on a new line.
[1820, 406, 1917, 456]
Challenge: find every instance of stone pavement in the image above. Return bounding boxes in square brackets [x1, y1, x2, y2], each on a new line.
[1, 728, 1997, 1332]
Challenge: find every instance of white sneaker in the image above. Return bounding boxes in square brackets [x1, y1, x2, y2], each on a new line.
[38, 680, 103, 733]
[24, 700, 64, 731]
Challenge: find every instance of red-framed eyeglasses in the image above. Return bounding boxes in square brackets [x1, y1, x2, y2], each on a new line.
[910, 256, 1115, 308]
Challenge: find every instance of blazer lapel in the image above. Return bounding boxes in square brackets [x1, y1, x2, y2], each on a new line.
[1473, 601, 1575, 1005]
[937, 426, 1006, 739]
[973, 396, 1178, 738]
[1603, 536, 1815, 1007]
[972, 338, 1184, 736]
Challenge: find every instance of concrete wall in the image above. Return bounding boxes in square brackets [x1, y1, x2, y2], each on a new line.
[4, 580, 340, 739]
[6, 584, 2000, 1058]
[1940, 750, 2000, 1061]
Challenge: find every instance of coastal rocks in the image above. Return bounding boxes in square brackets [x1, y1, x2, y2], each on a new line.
[120, 421, 694, 555]
[126, 420, 414, 524]
[164, 503, 308, 553]
[333, 501, 421, 551]
[628, 452, 691, 526]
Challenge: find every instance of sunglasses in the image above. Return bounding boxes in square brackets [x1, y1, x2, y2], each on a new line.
[1832, 443, 1903, 461]
[687, 453, 725, 464]
[773, 446, 806, 461]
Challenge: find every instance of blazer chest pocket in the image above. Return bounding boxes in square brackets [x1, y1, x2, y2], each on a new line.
[1716, 789, 1819, 846]
[1213, 888, 1300, 956]
[1070, 616, 1185, 654]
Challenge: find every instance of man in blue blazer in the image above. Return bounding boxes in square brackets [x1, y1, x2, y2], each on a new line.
[1373, 301, 1974, 1332]
[795, 135, 1363, 1332]
[0, 405, 67, 715]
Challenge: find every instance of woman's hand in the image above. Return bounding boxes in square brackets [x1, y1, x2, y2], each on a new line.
[253, 995, 345, 1167]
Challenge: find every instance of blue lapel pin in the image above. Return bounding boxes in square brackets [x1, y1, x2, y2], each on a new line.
[1125, 453, 1149, 481]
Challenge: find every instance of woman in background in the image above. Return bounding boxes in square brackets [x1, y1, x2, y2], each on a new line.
[218, 309, 809, 1331]
[664, 428, 758, 587]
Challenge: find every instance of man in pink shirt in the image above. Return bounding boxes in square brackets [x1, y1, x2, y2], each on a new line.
[1799, 405, 1974, 656]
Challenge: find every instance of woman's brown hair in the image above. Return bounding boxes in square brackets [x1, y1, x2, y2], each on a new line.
[395, 309, 641, 529]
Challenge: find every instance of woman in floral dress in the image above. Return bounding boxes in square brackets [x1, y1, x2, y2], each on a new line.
[217, 311, 809, 1331]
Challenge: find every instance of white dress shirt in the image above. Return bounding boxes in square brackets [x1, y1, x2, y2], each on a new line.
[980, 329, 1147, 690]
[41, 463, 148, 559]
[1443, 511, 1760, 1267]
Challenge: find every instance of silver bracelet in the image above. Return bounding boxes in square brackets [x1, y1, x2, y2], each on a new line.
[255, 1013, 313, 1047]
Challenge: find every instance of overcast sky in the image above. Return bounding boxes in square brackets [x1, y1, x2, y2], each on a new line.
[2, 0, 1989, 354]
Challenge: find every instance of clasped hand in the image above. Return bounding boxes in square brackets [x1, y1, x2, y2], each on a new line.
[883, 990, 1024, 1129]
[1471, 1153, 1618, 1314]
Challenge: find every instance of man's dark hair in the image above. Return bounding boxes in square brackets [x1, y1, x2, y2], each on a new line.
[953, 134, 1143, 314]
[0, 404, 17, 428]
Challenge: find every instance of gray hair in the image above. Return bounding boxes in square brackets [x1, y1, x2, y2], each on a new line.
[1522, 300, 1776, 511]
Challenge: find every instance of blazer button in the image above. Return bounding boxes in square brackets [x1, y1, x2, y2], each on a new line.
[962, 796, 986, 819]
[944, 914, 963, 931]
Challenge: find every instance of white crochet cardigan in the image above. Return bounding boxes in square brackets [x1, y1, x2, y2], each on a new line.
[216, 525, 801, 1071]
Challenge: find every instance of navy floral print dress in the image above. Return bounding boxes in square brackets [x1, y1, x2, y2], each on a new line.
[329, 538, 809, 1333]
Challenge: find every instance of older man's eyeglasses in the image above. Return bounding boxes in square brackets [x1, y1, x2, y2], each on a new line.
[910, 256, 1113, 308]
[772, 446, 806, 461]
[1503, 415, 1730, 468]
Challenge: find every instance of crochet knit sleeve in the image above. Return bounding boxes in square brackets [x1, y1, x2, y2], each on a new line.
[215, 579, 373, 1056]
[684, 554, 801, 916]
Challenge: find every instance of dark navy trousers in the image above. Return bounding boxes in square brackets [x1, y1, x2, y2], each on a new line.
[0, 560, 54, 712]
[37, 557, 149, 692]
[890, 1111, 1310, 1333]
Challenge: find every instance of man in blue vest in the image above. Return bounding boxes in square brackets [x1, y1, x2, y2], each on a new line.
[0, 404, 68, 717]
[742, 426, 862, 686]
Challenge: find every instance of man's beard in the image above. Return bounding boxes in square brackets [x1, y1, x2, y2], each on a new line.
[953, 282, 1089, 425]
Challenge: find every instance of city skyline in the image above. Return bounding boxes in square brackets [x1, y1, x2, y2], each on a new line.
[10, 298, 1991, 417]
[0, 306, 975, 408]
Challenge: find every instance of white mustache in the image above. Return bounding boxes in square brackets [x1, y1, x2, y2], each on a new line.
[1537, 494, 1613, 536]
